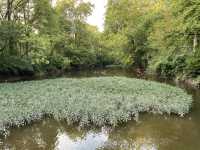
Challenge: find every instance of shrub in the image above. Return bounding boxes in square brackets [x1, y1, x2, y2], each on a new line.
[155, 60, 175, 78]
[0, 56, 34, 76]
[173, 55, 187, 74]
[66, 48, 97, 68]
[95, 50, 116, 67]
[42, 55, 71, 72]
[155, 55, 187, 78]
[186, 51, 200, 77]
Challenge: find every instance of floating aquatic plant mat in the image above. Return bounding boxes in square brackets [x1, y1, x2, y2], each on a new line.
[0, 77, 192, 135]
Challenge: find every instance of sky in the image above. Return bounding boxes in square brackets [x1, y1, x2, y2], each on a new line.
[85, 0, 107, 32]
[52, 0, 107, 31]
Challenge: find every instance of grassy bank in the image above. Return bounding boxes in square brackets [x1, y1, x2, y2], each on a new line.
[0, 77, 192, 136]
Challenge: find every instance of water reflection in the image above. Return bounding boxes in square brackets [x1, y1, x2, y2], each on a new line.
[1, 112, 200, 150]
[0, 119, 160, 150]
[0, 120, 110, 150]
[55, 128, 108, 150]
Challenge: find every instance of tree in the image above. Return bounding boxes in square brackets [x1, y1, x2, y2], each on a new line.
[173, 0, 200, 51]
[56, 0, 93, 48]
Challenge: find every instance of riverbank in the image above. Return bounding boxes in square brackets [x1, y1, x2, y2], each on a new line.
[175, 76, 200, 89]
[1, 67, 200, 90]
[145, 69, 200, 89]
[0, 77, 192, 136]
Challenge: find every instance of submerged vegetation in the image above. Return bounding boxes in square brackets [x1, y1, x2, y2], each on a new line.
[0, 77, 192, 136]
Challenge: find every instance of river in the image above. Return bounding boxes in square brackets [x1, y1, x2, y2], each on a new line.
[0, 68, 199, 150]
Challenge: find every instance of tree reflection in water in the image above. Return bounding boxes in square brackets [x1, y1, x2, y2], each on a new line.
[1, 106, 200, 150]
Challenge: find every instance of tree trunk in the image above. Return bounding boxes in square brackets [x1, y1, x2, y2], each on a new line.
[7, 0, 12, 21]
[193, 32, 198, 52]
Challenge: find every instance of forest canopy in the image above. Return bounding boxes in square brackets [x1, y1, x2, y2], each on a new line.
[0, 0, 200, 79]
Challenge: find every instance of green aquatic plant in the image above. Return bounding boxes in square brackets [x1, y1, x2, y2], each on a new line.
[0, 77, 192, 135]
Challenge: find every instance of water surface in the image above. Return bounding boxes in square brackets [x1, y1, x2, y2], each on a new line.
[0, 69, 199, 150]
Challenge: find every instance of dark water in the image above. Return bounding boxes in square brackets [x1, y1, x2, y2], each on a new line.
[0, 69, 200, 150]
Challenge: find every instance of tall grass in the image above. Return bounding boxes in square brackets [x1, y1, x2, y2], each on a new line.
[0, 77, 192, 136]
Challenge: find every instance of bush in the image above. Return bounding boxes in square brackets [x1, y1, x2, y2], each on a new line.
[42, 55, 71, 73]
[186, 51, 200, 77]
[66, 48, 97, 68]
[0, 56, 34, 76]
[173, 55, 187, 74]
[155, 60, 175, 78]
[95, 50, 116, 67]
[155, 55, 187, 78]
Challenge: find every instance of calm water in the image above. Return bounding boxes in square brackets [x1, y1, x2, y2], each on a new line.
[0, 69, 200, 150]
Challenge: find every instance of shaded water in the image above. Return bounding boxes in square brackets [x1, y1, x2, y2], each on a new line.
[0, 69, 200, 150]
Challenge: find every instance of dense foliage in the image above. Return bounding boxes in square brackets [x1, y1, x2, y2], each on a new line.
[0, 0, 199, 80]
[0, 0, 113, 76]
[103, 0, 200, 80]
[0, 77, 192, 135]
